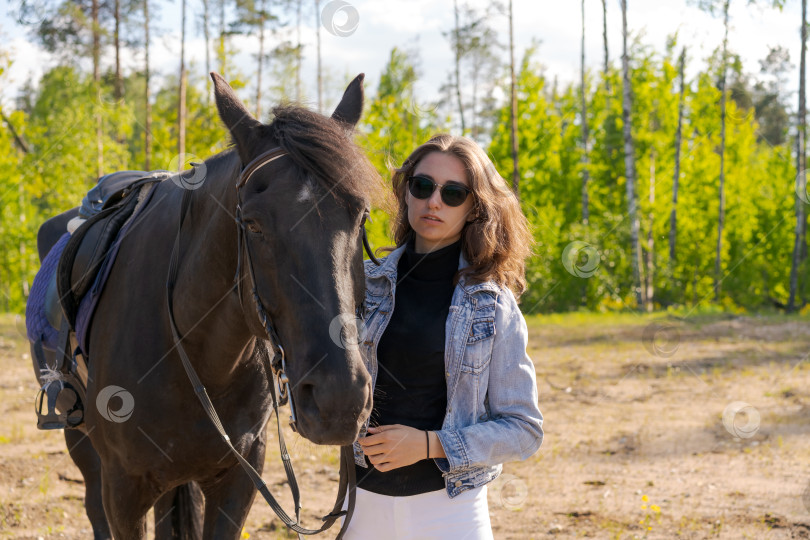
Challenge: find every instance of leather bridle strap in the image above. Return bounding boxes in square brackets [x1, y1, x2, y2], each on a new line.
[166, 171, 357, 537]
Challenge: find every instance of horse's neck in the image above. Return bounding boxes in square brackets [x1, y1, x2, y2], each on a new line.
[171, 154, 257, 382]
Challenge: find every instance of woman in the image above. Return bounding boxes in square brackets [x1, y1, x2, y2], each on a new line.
[345, 134, 543, 539]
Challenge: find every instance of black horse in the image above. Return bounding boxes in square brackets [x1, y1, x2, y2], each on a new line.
[31, 73, 378, 539]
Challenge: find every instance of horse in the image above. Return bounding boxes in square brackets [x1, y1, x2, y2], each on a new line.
[30, 72, 379, 539]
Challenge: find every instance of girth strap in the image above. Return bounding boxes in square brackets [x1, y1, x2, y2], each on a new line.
[166, 185, 356, 537]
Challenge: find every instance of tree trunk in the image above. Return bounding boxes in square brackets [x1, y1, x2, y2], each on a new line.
[256, 0, 266, 118]
[581, 0, 590, 224]
[669, 47, 686, 264]
[92, 0, 103, 179]
[178, 0, 187, 167]
[218, 0, 226, 76]
[296, 0, 302, 101]
[203, 0, 211, 104]
[602, 0, 610, 92]
[454, 0, 466, 134]
[114, 0, 123, 101]
[714, 0, 730, 302]
[621, 0, 642, 309]
[508, 0, 519, 198]
[646, 150, 655, 311]
[471, 70, 478, 140]
[144, 0, 152, 170]
[789, 0, 808, 311]
[316, 0, 322, 112]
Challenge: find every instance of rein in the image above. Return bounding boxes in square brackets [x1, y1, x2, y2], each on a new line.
[165, 146, 378, 537]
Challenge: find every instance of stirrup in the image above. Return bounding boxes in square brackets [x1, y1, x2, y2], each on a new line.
[35, 380, 84, 430]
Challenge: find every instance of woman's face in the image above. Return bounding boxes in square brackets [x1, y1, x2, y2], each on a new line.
[406, 151, 475, 253]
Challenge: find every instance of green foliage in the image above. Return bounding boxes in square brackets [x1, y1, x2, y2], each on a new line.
[0, 28, 803, 315]
[489, 37, 802, 313]
[359, 47, 443, 251]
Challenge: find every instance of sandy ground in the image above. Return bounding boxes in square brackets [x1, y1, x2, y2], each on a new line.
[1, 312, 809, 539]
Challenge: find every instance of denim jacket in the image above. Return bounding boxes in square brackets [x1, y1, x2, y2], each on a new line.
[353, 243, 544, 498]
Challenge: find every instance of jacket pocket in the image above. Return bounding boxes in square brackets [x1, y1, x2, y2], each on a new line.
[460, 316, 495, 373]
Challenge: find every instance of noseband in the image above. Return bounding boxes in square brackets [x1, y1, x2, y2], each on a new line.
[165, 146, 377, 537]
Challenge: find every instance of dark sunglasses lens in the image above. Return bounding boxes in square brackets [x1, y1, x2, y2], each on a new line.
[409, 177, 435, 199]
[441, 186, 469, 207]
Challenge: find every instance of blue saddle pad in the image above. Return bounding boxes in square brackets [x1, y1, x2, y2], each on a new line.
[26, 232, 70, 349]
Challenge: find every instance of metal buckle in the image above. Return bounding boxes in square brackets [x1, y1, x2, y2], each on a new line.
[271, 345, 298, 432]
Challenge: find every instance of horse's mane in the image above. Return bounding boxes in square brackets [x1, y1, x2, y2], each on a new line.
[257, 105, 383, 208]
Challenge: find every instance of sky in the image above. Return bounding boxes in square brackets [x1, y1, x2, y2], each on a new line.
[0, 0, 805, 114]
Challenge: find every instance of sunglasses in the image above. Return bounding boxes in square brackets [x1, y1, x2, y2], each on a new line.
[407, 175, 472, 207]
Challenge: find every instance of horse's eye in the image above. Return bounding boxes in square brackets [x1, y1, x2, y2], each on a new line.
[246, 221, 262, 234]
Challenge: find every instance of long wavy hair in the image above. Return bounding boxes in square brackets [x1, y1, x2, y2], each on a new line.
[383, 134, 533, 298]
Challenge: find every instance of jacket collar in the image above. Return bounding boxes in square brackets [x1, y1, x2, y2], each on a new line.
[366, 241, 501, 296]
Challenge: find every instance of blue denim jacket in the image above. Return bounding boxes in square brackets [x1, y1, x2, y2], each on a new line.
[353, 243, 544, 498]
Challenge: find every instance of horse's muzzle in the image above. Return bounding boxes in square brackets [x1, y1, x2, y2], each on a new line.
[292, 369, 372, 445]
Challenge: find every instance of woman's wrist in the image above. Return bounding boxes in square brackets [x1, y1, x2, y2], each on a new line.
[426, 430, 446, 459]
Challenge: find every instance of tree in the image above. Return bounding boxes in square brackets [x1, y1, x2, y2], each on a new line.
[715, 0, 730, 301]
[621, 0, 642, 309]
[580, 0, 590, 223]
[452, 0, 465, 133]
[669, 47, 686, 263]
[144, 0, 152, 169]
[178, 0, 187, 167]
[315, 0, 322, 112]
[790, 0, 808, 310]
[508, 0, 519, 198]
[201, 0, 212, 103]
[602, 0, 610, 91]
[233, 0, 280, 117]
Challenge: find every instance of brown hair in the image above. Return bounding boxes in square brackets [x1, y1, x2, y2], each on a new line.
[383, 134, 533, 298]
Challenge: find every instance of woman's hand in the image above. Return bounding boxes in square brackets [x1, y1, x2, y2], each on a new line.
[357, 424, 429, 472]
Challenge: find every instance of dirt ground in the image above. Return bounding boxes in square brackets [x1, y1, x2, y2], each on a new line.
[1, 311, 809, 539]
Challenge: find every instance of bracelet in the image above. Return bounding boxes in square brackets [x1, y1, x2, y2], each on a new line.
[425, 430, 430, 459]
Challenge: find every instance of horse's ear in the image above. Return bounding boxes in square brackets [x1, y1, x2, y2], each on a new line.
[331, 73, 365, 128]
[211, 72, 262, 162]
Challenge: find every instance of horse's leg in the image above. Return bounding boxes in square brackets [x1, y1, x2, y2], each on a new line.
[200, 438, 266, 540]
[100, 465, 156, 540]
[154, 482, 204, 540]
[64, 429, 112, 540]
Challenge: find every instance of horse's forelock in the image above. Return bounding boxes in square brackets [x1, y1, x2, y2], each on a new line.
[266, 105, 382, 209]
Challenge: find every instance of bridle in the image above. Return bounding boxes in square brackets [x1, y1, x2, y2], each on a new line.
[166, 146, 378, 537]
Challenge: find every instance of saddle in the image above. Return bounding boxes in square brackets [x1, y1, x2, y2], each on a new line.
[32, 170, 169, 430]
[58, 171, 157, 329]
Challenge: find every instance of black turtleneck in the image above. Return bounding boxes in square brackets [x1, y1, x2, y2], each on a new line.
[355, 235, 462, 496]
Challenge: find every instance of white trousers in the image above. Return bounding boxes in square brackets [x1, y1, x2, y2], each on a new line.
[340, 486, 494, 540]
